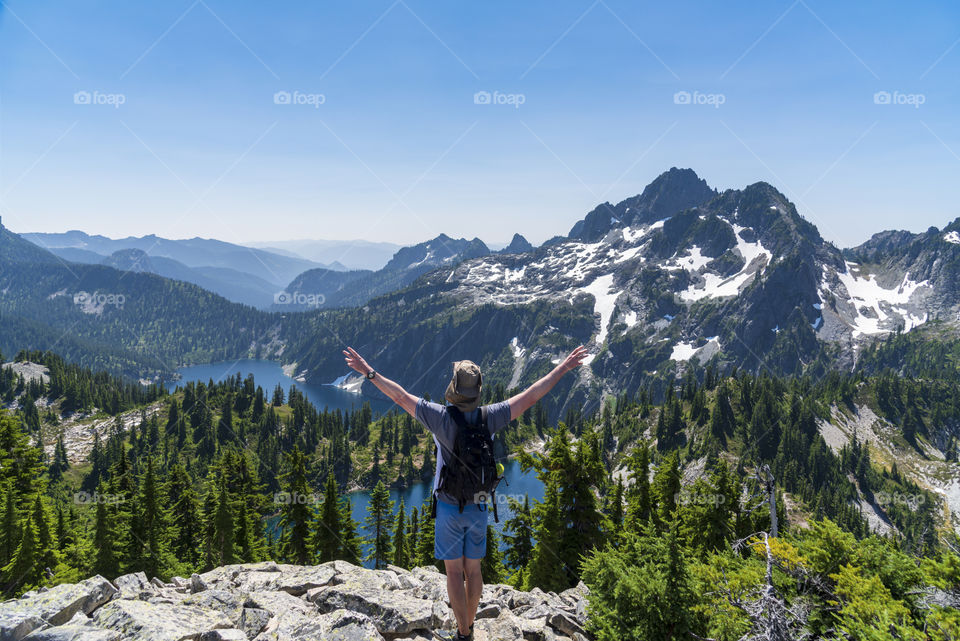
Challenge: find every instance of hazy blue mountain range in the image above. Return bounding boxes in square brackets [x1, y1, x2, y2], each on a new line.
[22, 230, 329, 280]
[242, 238, 403, 271]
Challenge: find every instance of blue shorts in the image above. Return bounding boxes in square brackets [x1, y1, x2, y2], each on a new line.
[434, 499, 488, 560]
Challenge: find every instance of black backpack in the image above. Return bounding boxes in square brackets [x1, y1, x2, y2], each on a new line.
[432, 405, 504, 522]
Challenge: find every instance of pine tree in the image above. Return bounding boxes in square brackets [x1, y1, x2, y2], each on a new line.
[364, 481, 394, 569]
[338, 494, 363, 566]
[313, 474, 343, 563]
[413, 498, 438, 570]
[503, 495, 533, 573]
[3, 512, 41, 595]
[49, 431, 69, 481]
[210, 476, 234, 568]
[625, 441, 652, 526]
[138, 457, 168, 579]
[651, 450, 681, 526]
[30, 494, 56, 573]
[481, 524, 503, 584]
[93, 485, 119, 578]
[525, 427, 607, 591]
[610, 477, 624, 527]
[167, 463, 201, 568]
[408, 507, 419, 559]
[217, 394, 235, 445]
[279, 447, 313, 565]
[0, 487, 19, 567]
[392, 500, 409, 569]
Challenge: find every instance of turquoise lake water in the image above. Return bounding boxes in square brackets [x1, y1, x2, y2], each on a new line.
[168, 359, 394, 415]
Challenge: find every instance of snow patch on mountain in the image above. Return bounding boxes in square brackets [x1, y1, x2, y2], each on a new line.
[580, 273, 619, 344]
[669, 336, 720, 362]
[510, 336, 525, 359]
[677, 225, 771, 301]
[944, 231, 960, 245]
[835, 263, 930, 337]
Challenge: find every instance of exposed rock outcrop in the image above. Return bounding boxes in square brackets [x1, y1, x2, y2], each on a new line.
[0, 562, 590, 641]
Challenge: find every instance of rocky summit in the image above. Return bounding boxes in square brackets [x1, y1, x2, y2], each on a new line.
[0, 561, 590, 641]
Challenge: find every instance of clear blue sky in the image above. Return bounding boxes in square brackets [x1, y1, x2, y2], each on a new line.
[1, 0, 958, 248]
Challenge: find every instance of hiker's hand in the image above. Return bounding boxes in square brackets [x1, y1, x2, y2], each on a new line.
[560, 345, 590, 372]
[343, 347, 372, 376]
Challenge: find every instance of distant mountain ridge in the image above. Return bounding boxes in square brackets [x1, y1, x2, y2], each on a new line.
[243, 238, 403, 271]
[279, 233, 492, 310]
[22, 230, 331, 286]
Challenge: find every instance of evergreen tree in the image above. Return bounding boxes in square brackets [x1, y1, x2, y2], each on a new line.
[279, 447, 313, 565]
[92, 486, 119, 578]
[524, 427, 607, 591]
[625, 441, 652, 526]
[30, 494, 56, 573]
[481, 524, 503, 584]
[651, 450, 681, 525]
[3, 512, 41, 595]
[413, 498, 438, 570]
[503, 495, 533, 573]
[338, 495, 364, 566]
[137, 457, 168, 578]
[313, 473, 343, 563]
[610, 477, 624, 528]
[0, 487, 19, 567]
[167, 463, 201, 568]
[217, 394, 235, 445]
[392, 499, 408, 569]
[364, 481, 394, 569]
[210, 476, 234, 568]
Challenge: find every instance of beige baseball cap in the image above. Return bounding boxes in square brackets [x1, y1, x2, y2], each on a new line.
[444, 360, 482, 411]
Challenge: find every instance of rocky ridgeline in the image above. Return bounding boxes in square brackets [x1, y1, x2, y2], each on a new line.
[0, 561, 590, 641]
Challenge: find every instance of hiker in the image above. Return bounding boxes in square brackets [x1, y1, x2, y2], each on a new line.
[343, 344, 589, 640]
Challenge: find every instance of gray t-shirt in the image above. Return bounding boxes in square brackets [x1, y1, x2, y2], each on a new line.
[415, 398, 512, 505]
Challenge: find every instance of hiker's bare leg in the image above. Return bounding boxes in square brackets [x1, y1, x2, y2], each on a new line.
[444, 558, 470, 635]
[464, 557, 483, 630]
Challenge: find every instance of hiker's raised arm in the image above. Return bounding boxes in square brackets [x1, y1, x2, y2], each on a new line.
[342, 347, 418, 418]
[507, 345, 589, 422]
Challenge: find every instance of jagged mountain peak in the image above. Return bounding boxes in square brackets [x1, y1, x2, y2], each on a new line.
[382, 234, 490, 272]
[498, 233, 535, 255]
[567, 167, 717, 242]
